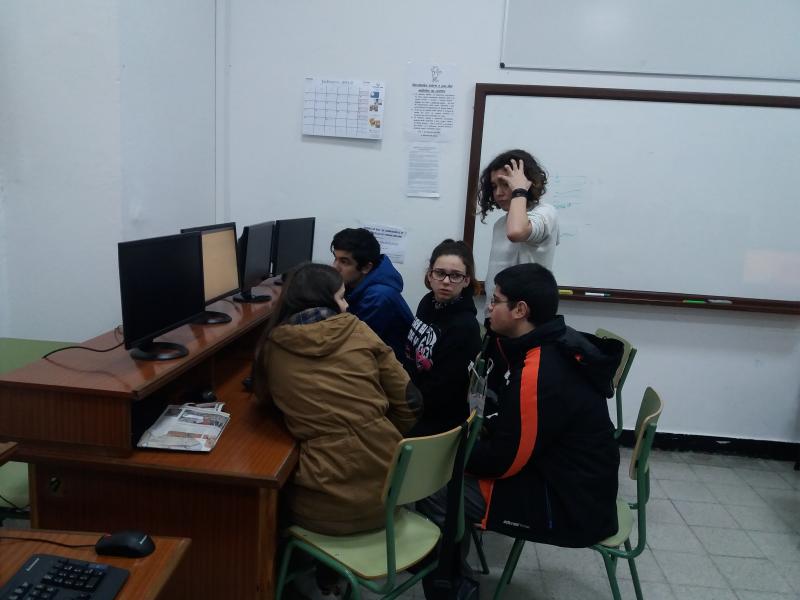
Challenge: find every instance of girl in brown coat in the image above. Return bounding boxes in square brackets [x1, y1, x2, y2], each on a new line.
[254, 263, 421, 536]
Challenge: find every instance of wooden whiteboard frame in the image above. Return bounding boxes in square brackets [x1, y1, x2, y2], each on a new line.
[462, 84, 800, 315]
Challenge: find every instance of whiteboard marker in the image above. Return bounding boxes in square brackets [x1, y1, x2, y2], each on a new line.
[707, 299, 732, 305]
[585, 292, 610, 297]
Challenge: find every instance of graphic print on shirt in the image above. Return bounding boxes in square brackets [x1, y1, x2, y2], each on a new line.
[406, 317, 438, 371]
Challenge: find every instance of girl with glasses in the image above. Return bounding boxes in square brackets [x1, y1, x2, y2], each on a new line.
[403, 239, 482, 436]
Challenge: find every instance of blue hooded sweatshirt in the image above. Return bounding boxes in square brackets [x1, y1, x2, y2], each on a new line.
[346, 255, 413, 361]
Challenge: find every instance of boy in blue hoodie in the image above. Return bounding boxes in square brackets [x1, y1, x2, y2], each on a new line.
[331, 228, 413, 361]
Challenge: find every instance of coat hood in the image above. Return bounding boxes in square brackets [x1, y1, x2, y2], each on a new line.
[269, 312, 360, 358]
[347, 255, 403, 304]
[499, 316, 623, 398]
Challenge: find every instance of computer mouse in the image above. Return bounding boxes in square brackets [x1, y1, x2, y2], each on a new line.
[200, 389, 218, 402]
[95, 530, 156, 558]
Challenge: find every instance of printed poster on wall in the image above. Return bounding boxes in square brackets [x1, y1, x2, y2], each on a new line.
[405, 63, 458, 142]
[303, 77, 385, 140]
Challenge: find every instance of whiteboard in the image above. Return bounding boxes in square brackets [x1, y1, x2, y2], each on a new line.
[501, 0, 800, 81]
[465, 86, 800, 305]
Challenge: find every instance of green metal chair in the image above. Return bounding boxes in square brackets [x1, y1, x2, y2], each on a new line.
[595, 328, 638, 439]
[0, 338, 71, 521]
[492, 387, 663, 600]
[275, 415, 482, 600]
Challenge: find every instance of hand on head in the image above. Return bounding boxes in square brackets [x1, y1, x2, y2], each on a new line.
[498, 158, 532, 192]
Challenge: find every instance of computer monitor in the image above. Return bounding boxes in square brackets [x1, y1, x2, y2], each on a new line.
[273, 217, 315, 276]
[234, 220, 274, 303]
[181, 222, 240, 324]
[118, 232, 206, 361]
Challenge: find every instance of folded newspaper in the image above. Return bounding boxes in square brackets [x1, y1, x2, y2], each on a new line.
[137, 402, 230, 452]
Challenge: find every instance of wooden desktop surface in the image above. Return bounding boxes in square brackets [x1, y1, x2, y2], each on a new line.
[0, 441, 16, 466]
[0, 529, 190, 600]
[0, 281, 297, 598]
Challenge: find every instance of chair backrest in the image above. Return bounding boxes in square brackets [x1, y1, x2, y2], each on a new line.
[628, 386, 663, 481]
[595, 328, 637, 436]
[595, 329, 637, 392]
[381, 422, 464, 506]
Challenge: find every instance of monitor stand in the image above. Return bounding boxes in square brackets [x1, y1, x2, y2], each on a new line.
[130, 341, 189, 361]
[193, 310, 232, 325]
[233, 289, 271, 303]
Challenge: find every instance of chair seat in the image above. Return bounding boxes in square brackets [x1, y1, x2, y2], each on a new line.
[287, 508, 441, 580]
[597, 498, 634, 548]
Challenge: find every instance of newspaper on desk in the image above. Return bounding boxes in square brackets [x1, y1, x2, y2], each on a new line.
[137, 402, 230, 452]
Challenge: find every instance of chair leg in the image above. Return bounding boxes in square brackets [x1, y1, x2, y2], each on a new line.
[492, 539, 525, 600]
[624, 539, 644, 600]
[600, 553, 622, 600]
[274, 540, 297, 600]
[471, 526, 490, 574]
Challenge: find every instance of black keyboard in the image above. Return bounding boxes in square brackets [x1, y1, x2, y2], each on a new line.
[0, 554, 129, 600]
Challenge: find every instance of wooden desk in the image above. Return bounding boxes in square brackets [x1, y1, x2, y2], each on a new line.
[0, 529, 190, 600]
[0, 442, 16, 466]
[0, 287, 298, 599]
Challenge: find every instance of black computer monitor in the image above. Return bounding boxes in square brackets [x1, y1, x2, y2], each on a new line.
[118, 232, 206, 361]
[273, 217, 315, 276]
[234, 220, 274, 303]
[181, 222, 240, 324]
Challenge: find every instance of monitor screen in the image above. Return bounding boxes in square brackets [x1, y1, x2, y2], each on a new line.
[181, 222, 240, 304]
[234, 221, 274, 303]
[273, 217, 315, 275]
[118, 232, 205, 358]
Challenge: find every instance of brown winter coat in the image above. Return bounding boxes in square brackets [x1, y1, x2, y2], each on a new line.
[256, 312, 420, 534]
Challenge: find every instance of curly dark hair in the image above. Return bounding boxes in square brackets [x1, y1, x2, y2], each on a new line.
[477, 149, 548, 223]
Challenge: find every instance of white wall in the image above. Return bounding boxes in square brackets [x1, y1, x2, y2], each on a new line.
[1, 0, 797, 443]
[0, 1, 216, 342]
[225, 0, 800, 442]
[0, 1, 123, 342]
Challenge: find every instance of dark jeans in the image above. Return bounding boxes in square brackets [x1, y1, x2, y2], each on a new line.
[415, 476, 487, 599]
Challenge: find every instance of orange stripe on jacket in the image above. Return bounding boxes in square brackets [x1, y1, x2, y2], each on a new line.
[499, 346, 540, 479]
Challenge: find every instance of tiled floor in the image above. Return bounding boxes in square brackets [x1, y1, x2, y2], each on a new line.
[369, 448, 800, 599]
[3, 449, 798, 599]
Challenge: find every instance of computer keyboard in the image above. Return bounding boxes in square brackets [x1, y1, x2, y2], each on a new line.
[0, 554, 129, 600]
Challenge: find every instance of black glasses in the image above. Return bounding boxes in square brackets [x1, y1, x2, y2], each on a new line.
[429, 269, 467, 284]
[490, 296, 514, 306]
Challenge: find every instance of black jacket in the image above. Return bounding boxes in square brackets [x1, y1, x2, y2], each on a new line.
[468, 316, 622, 547]
[403, 291, 482, 436]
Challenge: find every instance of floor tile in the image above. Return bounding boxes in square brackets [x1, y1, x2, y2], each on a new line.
[670, 585, 738, 599]
[690, 465, 747, 485]
[647, 499, 685, 525]
[706, 482, 769, 508]
[660, 479, 717, 503]
[682, 451, 733, 468]
[734, 469, 794, 490]
[534, 543, 604, 577]
[770, 561, 800, 594]
[726, 505, 791, 533]
[478, 569, 547, 599]
[646, 522, 705, 554]
[613, 547, 666, 583]
[746, 531, 800, 563]
[776, 469, 800, 491]
[753, 487, 800, 514]
[651, 460, 700, 482]
[735, 592, 800, 600]
[673, 500, 738, 528]
[691, 526, 764, 558]
[711, 556, 792, 593]
[652, 549, 728, 587]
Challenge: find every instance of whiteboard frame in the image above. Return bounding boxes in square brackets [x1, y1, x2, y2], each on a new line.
[462, 84, 800, 315]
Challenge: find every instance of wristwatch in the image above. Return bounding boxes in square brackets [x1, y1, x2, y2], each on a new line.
[511, 188, 529, 198]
